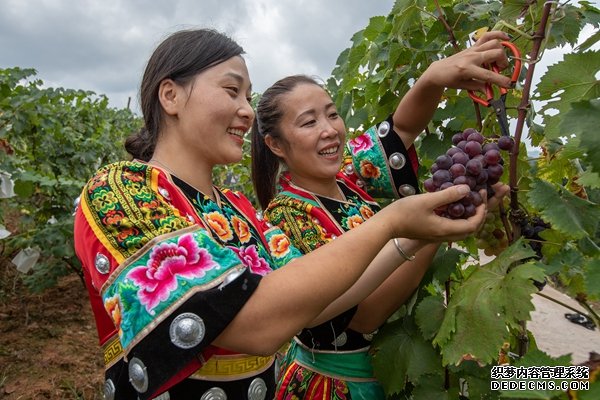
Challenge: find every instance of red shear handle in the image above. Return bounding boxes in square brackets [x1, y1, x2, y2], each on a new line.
[468, 41, 522, 107]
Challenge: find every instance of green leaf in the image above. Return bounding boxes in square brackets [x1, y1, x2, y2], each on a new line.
[585, 258, 600, 297]
[433, 240, 544, 365]
[364, 16, 387, 41]
[13, 179, 34, 197]
[415, 295, 445, 340]
[537, 51, 600, 139]
[527, 179, 600, 239]
[561, 99, 600, 174]
[576, 169, 600, 189]
[372, 316, 442, 394]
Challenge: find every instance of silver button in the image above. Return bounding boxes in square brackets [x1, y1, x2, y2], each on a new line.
[200, 387, 227, 400]
[103, 379, 115, 400]
[128, 357, 149, 393]
[247, 377, 267, 400]
[344, 164, 354, 175]
[388, 152, 406, 170]
[158, 187, 170, 200]
[363, 333, 374, 341]
[95, 253, 110, 275]
[356, 179, 365, 188]
[377, 121, 390, 137]
[169, 313, 205, 349]
[73, 196, 81, 212]
[187, 214, 195, 222]
[256, 211, 263, 220]
[398, 184, 416, 197]
[331, 332, 347, 347]
[219, 268, 246, 290]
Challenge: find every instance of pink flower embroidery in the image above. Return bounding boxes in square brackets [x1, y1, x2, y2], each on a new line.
[230, 245, 271, 276]
[127, 234, 216, 313]
[348, 133, 373, 154]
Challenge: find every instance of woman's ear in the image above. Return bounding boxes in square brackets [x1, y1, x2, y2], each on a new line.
[264, 135, 286, 158]
[158, 79, 180, 116]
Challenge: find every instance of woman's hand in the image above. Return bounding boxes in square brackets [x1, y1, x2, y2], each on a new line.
[420, 31, 513, 92]
[382, 184, 486, 242]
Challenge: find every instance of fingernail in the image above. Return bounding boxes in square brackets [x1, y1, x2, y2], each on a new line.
[457, 185, 470, 195]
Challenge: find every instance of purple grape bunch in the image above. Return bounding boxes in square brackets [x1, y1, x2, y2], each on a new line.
[423, 128, 513, 219]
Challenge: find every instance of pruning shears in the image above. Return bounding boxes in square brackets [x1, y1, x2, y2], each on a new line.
[468, 41, 522, 137]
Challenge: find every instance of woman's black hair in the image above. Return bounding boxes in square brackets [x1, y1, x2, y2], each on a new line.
[125, 29, 244, 161]
[251, 75, 323, 210]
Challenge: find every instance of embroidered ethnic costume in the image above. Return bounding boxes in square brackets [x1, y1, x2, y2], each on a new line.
[265, 117, 420, 399]
[74, 160, 301, 400]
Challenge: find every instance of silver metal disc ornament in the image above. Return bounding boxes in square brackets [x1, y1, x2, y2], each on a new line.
[388, 152, 406, 170]
[169, 313, 205, 349]
[247, 378, 267, 400]
[200, 387, 227, 400]
[94, 253, 110, 275]
[128, 357, 149, 393]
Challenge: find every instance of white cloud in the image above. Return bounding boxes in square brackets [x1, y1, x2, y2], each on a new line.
[0, 0, 394, 110]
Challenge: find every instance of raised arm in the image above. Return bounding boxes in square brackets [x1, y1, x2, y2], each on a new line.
[393, 31, 512, 148]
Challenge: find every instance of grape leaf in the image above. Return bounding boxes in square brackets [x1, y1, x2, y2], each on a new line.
[537, 51, 600, 139]
[585, 258, 600, 297]
[363, 16, 387, 41]
[372, 316, 442, 394]
[527, 179, 600, 239]
[415, 295, 445, 340]
[576, 169, 600, 189]
[561, 99, 600, 174]
[433, 240, 545, 365]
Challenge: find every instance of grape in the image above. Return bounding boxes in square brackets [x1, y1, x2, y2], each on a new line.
[462, 128, 478, 139]
[475, 208, 508, 256]
[449, 163, 466, 178]
[451, 151, 469, 166]
[432, 169, 451, 186]
[466, 159, 483, 176]
[446, 147, 463, 157]
[467, 132, 485, 144]
[519, 214, 551, 260]
[436, 154, 453, 170]
[452, 133, 465, 145]
[484, 149, 501, 165]
[423, 178, 437, 192]
[487, 164, 504, 180]
[448, 203, 465, 218]
[424, 128, 509, 223]
[483, 142, 500, 153]
[465, 140, 483, 157]
[463, 204, 477, 218]
[498, 136, 514, 151]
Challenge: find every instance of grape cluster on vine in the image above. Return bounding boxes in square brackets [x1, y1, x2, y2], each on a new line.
[423, 128, 513, 220]
[519, 215, 551, 259]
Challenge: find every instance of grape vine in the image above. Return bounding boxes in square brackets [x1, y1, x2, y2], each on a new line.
[329, 0, 600, 398]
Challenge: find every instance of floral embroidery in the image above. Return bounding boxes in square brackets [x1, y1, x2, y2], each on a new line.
[92, 190, 119, 214]
[348, 133, 373, 154]
[127, 233, 216, 313]
[231, 215, 251, 243]
[359, 205, 374, 220]
[203, 211, 234, 242]
[268, 233, 292, 258]
[359, 160, 381, 179]
[344, 215, 364, 230]
[230, 245, 271, 275]
[104, 295, 123, 336]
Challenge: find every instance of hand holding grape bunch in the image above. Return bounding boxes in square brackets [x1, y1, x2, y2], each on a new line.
[423, 128, 514, 219]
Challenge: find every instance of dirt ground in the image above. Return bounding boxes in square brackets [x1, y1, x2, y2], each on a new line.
[0, 259, 598, 399]
[0, 265, 104, 400]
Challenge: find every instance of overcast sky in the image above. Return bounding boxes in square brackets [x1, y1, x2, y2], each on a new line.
[0, 0, 396, 111]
